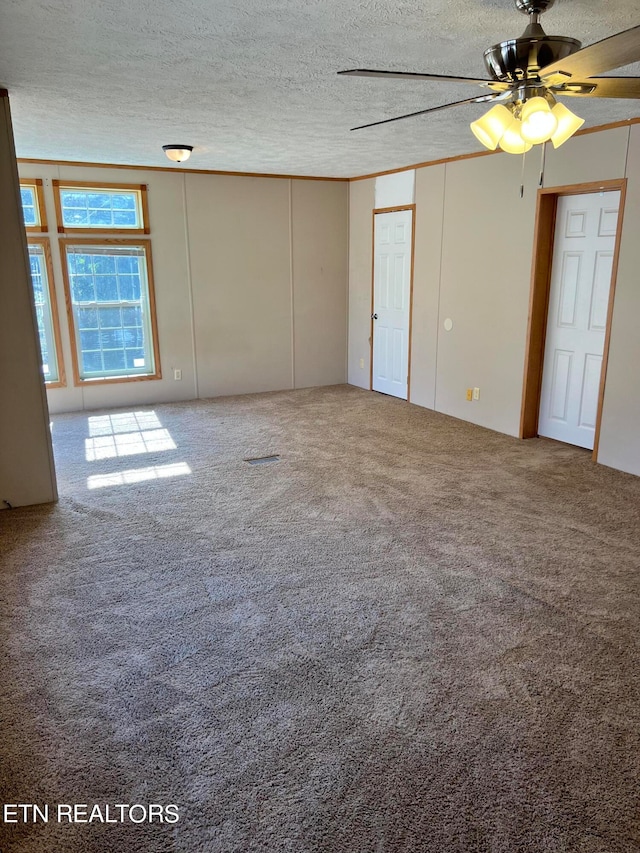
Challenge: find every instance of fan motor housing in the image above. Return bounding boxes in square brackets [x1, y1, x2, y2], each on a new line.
[514, 0, 556, 15]
[484, 33, 581, 81]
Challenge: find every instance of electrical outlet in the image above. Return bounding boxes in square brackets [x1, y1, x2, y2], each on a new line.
[473, 387, 480, 400]
[466, 388, 473, 401]
[359, 358, 365, 369]
[173, 369, 182, 381]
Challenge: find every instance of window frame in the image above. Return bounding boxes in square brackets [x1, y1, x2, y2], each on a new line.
[59, 238, 161, 386]
[27, 237, 66, 388]
[20, 179, 48, 233]
[52, 180, 150, 235]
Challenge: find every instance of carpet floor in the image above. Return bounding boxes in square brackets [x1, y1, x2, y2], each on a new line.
[1, 384, 639, 853]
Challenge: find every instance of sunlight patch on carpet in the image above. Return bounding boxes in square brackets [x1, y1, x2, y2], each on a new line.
[87, 461, 191, 489]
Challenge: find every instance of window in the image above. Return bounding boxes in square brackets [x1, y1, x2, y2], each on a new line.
[60, 239, 160, 384]
[27, 238, 65, 386]
[52, 181, 149, 234]
[20, 179, 48, 232]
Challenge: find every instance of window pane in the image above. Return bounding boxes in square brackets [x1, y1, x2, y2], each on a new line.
[112, 195, 135, 210]
[60, 188, 142, 230]
[28, 245, 59, 383]
[71, 275, 96, 302]
[30, 256, 45, 300]
[103, 349, 126, 371]
[118, 274, 141, 301]
[92, 255, 117, 275]
[96, 275, 119, 302]
[35, 304, 49, 367]
[113, 209, 138, 226]
[116, 256, 137, 274]
[88, 207, 116, 227]
[77, 307, 99, 328]
[122, 306, 142, 327]
[125, 349, 146, 369]
[99, 307, 122, 328]
[21, 187, 38, 226]
[80, 330, 101, 351]
[66, 245, 156, 380]
[100, 328, 124, 349]
[83, 351, 103, 373]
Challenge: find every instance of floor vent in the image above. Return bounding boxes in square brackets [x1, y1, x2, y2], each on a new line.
[245, 455, 280, 465]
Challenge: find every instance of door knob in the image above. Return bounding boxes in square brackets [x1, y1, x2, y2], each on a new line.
[371, 313, 378, 320]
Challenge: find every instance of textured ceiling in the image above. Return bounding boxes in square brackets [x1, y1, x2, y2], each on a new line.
[0, 0, 639, 177]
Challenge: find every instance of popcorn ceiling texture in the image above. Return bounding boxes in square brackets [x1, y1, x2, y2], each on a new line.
[0, 0, 639, 176]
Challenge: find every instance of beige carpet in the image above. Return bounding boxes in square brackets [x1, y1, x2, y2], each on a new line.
[1, 384, 640, 852]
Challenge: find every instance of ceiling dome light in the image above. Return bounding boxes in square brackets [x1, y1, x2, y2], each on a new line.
[549, 102, 585, 148]
[520, 97, 558, 144]
[470, 104, 514, 150]
[498, 118, 533, 154]
[162, 144, 194, 163]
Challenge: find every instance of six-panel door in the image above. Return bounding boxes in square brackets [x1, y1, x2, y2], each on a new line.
[372, 209, 413, 400]
[538, 190, 620, 449]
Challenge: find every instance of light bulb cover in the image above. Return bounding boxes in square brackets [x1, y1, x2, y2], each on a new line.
[498, 118, 533, 155]
[162, 144, 194, 163]
[549, 102, 585, 148]
[520, 97, 558, 144]
[470, 104, 514, 151]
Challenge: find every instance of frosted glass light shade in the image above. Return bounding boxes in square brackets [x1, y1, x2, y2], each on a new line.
[549, 102, 585, 148]
[162, 145, 193, 163]
[470, 104, 514, 150]
[520, 97, 558, 144]
[498, 119, 533, 154]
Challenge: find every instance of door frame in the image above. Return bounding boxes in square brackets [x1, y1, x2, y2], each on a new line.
[370, 204, 416, 400]
[519, 178, 627, 459]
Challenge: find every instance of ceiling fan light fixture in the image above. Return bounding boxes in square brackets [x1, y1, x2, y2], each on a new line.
[340, 5, 640, 159]
[162, 144, 194, 163]
[549, 102, 585, 148]
[498, 118, 533, 154]
[520, 96, 558, 144]
[470, 104, 514, 150]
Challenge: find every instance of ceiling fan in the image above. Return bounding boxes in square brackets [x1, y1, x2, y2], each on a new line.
[338, 0, 640, 153]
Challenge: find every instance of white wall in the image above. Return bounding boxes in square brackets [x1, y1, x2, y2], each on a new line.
[16, 164, 349, 414]
[374, 170, 415, 208]
[0, 95, 57, 508]
[597, 123, 640, 476]
[347, 177, 375, 389]
[434, 149, 539, 435]
[348, 123, 640, 476]
[409, 164, 444, 411]
[186, 173, 293, 398]
[292, 180, 349, 389]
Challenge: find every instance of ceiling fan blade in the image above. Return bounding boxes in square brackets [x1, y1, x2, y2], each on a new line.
[540, 25, 640, 81]
[338, 68, 509, 89]
[350, 94, 499, 131]
[554, 76, 640, 99]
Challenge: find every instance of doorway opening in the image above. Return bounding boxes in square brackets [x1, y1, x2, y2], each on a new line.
[520, 179, 627, 459]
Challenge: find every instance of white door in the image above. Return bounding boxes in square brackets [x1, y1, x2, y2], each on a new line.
[372, 209, 413, 399]
[538, 190, 620, 449]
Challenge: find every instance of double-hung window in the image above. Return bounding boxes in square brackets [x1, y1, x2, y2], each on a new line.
[27, 238, 65, 386]
[19, 180, 65, 385]
[53, 180, 160, 385]
[60, 240, 160, 383]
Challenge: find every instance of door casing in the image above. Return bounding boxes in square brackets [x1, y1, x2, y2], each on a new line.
[519, 178, 627, 460]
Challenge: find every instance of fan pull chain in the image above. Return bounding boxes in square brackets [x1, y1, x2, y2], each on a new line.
[520, 149, 526, 199]
[539, 141, 547, 188]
